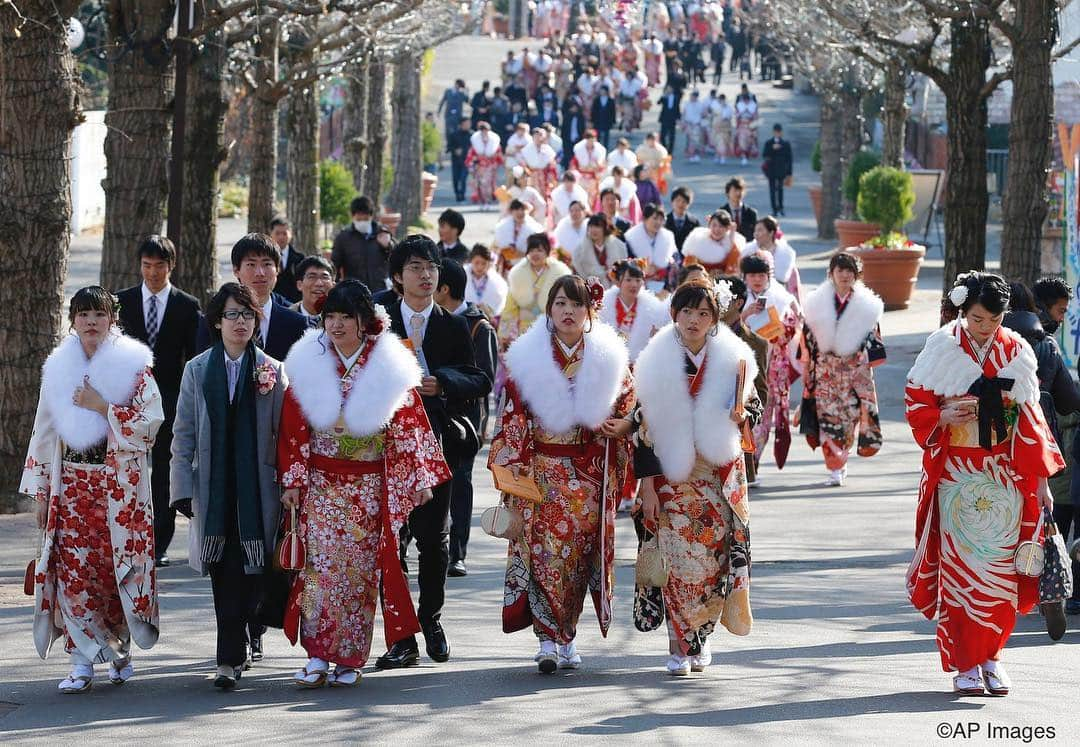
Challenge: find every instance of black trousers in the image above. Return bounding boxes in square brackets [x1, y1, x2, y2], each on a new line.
[151, 428, 175, 558]
[597, 129, 611, 149]
[660, 122, 677, 153]
[405, 478, 452, 627]
[209, 535, 264, 667]
[768, 176, 785, 213]
[449, 456, 475, 562]
[451, 157, 468, 200]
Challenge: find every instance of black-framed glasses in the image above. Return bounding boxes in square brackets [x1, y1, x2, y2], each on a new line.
[222, 309, 256, 321]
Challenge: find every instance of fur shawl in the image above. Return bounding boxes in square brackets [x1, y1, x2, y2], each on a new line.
[802, 279, 883, 356]
[469, 130, 501, 156]
[507, 257, 572, 309]
[635, 324, 758, 483]
[742, 238, 797, 283]
[599, 286, 670, 361]
[504, 316, 628, 433]
[40, 331, 154, 451]
[284, 327, 421, 436]
[907, 320, 1039, 405]
[682, 226, 744, 264]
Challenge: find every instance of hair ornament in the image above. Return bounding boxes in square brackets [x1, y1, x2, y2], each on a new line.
[948, 285, 969, 308]
[586, 276, 606, 310]
[365, 303, 390, 336]
[713, 279, 734, 314]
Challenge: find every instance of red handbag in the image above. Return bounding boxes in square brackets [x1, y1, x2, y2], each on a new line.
[23, 559, 35, 596]
[276, 505, 305, 572]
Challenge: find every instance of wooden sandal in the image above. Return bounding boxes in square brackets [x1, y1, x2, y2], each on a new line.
[329, 668, 360, 687]
[59, 673, 93, 694]
[294, 662, 329, 688]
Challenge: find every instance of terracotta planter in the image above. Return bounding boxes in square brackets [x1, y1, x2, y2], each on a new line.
[492, 15, 508, 35]
[834, 219, 881, 250]
[849, 245, 926, 311]
[422, 172, 438, 212]
[808, 184, 822, 226]
[379, 211, 402, 236]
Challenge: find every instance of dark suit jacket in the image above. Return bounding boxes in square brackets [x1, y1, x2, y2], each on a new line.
[531, 110, 560, 130]
[721, 202, 758, 242]
[658, 94, 681, 125]
[438, 241, 469, 264]
[273, 244, 306, 303]
[561, 111, 587, 147]
[196, 300, 307, 363]
[460, 302, 498, 436]
[591, 96, 616, 130]
[117, 285, 201, 426]
[665, 211, 700, 251]
[762, 137, 793, 179]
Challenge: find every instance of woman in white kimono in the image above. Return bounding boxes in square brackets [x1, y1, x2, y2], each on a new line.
[622, 204, 677, 292]
[741, 215, 801, 300]
[21, 287, 163, 693]
[464, 244, 509, 319]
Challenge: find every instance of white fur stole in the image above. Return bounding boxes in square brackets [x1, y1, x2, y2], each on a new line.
[599, 286, 671, 361]
[802, 279, 883, 357]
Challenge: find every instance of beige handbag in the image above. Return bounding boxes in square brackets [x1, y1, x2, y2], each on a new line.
[481, 502, 524, 540]
[635, 532, 669, 588]
[1016, 509, 1047, 577]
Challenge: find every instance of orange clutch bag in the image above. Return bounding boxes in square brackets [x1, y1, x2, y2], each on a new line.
[276, 505, 305, 572]
[753, 306, 784, 342]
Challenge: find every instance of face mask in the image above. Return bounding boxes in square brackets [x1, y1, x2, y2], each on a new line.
[353, 220, 372, 234]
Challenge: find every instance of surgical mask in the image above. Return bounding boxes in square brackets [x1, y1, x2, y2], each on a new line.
[353, 220, 372, 234]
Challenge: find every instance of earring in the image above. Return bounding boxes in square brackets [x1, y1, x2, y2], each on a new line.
[585, 317, 594, 334]
[708, 325, 719, 337]
[546, 317, 555, 333]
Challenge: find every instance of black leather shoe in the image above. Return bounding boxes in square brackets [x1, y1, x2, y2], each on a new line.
[154, 555, 170, 568]
[423, 622, 450, 663]
[448, 559, 467, 577]
[249, 635, 263, 662]
[375, 639, 420, 669]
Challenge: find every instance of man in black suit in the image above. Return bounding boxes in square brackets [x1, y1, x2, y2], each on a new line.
[504, 75, 528, 111]
[657, 83, 681, 153]
[447, 118, 473, 203]
[117, 236, 201, 567]
[591, 85, 616, 149]
[436, 208, 468, 263]
[561, 100, 587, 170]
[375, 236, 490, 669]
[665, 185, 701, 254]
[433, 260, 497, 578]
[720, 176, 759, 243]
[197, 233, 308, 363]
[269, 216, 305, 303]
[762, 123, 793, 216]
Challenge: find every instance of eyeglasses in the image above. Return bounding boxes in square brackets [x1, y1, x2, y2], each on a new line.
[222, 309, 256, 321]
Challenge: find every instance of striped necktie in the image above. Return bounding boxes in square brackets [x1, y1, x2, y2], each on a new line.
[146, 295, 159, 348]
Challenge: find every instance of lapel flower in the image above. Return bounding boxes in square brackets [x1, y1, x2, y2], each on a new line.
[254, 362, 277, 395]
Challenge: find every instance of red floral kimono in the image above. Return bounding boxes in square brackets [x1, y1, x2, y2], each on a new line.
[21, 333, 163, 663]
[279, 329, 451, 667]
[905, 321, 1063, 672]
[489, 320, 633, 643]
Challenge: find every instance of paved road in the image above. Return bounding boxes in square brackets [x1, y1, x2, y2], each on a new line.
[2, 34, 1075, 745]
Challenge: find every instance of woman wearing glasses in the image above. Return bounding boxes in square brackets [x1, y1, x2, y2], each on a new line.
[171, 282, 289, 689]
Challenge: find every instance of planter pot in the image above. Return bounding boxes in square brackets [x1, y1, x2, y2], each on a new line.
[422, 172, 438, 212]
[379, 211, 402, 236]
[849, 245, 926, 311]
[492, 15, 508, 35]
[808, 184, 822, 226]
[834, 219, 881, 250]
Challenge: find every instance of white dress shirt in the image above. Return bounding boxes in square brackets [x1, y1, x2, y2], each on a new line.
[142, 283, 171, 328]
[225, 350, 245, 402]
[401, 298, 435, 374]
[259, 297, 273, 346]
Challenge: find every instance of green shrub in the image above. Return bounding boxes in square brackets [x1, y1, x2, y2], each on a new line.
[422, 120, 442, 168]
[219, 180, 248, 218]
[857, 166, 915, 234]
[382, 162, 394, 197]
[843, 149, 881, 208]
[811, 140, 821, 173]
[320, 160, 355, 227]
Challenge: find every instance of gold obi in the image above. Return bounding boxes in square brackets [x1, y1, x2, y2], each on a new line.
[534, 426, 587, 447]
[310, 415, 385, 461]
[947, 399, 1019, 449]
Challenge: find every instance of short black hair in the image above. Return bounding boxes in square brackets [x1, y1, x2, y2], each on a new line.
[709, 209, 733, 226]
[599, 187, 620, 203]
[70, 285, 119, 324]
[438, 255, 467, 301]
[828, 251, 862, 278]
[230, 233, 281, 269]
[268, 215, 291, 231]
[438, 208, 466, 234]
[508, 199, 526, 212]
[1033, 276, 1071, 307]
[642, 203, 666, 220]
[740, 253, 771, 275]
[671, 186, 694, 203]
[321, 278, 375, 324]
[205, 282, 262, 342]
[612, 259, 645, 280]
[137, 235, 176, 267]
[389, 234, 441, 293]
[526, 232, 552, 253]
[953, 271, 1011, 316]
[296, 254, 334, 279]
[350, 196, 374, 216]
[469, 243, 494, 262]
[725, 176, 746, 194]
[1008, 281, 1037, 313]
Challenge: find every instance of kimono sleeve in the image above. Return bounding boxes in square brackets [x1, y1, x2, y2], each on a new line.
[277, 389, 312, 490]
[19, 393, 56, 502]
[497, 293, 523, 349]
[487, 380, 534, 470]
[384, 388, 453, 502]
[904, 384, 944, 450]
[1014, 400, 1066, 479]
[108, 368, 165, 456]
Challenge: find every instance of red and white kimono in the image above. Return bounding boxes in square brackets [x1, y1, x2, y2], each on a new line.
[279, 328, 451, 668]
[572, 139, 608, 204]
[595, 175, 643, 225]
[489, 320, 633, 644]
[906, 321, 1063, 672]
[465, 130, 503, 205]
[599, 285, 669, 363]
[21, 333, 163, 663]
[733, 96, 760, 159]
[746, 282, 801, 469]
[681, 226, 744, 277]
[643, 38, 663, 85]
[519, 140, 559, 203]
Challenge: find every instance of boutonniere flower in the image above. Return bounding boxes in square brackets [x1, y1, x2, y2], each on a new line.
[254, 362, 277, 395]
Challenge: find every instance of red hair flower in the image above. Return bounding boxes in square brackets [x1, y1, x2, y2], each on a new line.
[586, 276, 605, 309]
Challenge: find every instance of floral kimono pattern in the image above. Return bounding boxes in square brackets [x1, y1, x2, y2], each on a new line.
[906, 322, 1063, 672]
[466, 144, 503, 205]
[752, 308, 800, 469]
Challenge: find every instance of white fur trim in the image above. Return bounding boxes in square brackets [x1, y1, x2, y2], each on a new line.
[742, 239, 797, 283]
[635, 324, 758, 482]
[802, 280, 883, 357]
[504, 317, 629, 432]
[599, 286, 670, 361]
[906, 320, 1040, 405]
[469, 130, 500, 156]
[41, 332, 154, 451]
[284, 327, 422, 436]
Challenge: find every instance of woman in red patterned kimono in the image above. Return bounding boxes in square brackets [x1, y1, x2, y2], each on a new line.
[278, 281, 451, 688]
[489, 275, 634, 674]
[633, 279, 760, 676]
[21, 287, 163, 694]
[906, 272, 1063, 696]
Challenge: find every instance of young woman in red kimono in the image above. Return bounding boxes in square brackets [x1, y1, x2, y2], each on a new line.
[905, 272, 1063, 696]
[21, 287, 163, 693]
[489, 275, 634, 673]
[278, 281, 451, 688]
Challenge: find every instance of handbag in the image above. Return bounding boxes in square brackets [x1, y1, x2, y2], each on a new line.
[1015, 509, 1046, 577]
[24, 532, 42, 596]
[1040, 508, 1074, 603]
[442, 412, 481, 466]
[481, 502, 524, 540]
[635, 531, 669, 588]
[276, 505, 305, 572]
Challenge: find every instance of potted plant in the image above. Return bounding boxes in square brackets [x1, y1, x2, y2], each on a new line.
[808, 140, 823, 226]
[848, 165, 925, 310]
[834, 149, 881, 249]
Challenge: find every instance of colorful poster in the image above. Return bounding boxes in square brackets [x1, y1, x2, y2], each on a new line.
[1061, 155, 1080, 370]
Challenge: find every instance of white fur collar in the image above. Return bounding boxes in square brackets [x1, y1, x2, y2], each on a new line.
[635, 325, 758, 482]
[599, 287, 670, 361]
[470, 130, 500, 156]
[802, 280, 883, 356]
[41, 332, 154, 451]
[504, 317, 628, 432]
[284, 327, 421, 436]
[907, 320, 1039, 405]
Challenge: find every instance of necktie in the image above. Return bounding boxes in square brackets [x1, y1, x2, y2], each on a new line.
[409, 313, 425, 351]
[146, 295, 159, 348]
[254, 325, 265, 350]
[227, 358, 240, 403]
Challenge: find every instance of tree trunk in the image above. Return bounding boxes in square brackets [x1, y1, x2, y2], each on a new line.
[818, 95, 842, 240]
[838, 88, 864, 218]
[247, 20, 281, 234]
[285, 26, 320, 256]
[940, 18, 992, 291]
[100, 0, 176, 292]
[880, 59, 908, 169]
[387, 53, 423, 236]
[173, 1, 227, 306]
[0, 1, 82, 502]
[342, 60, 369, 194]
[362, 60, 389, 207]
[1000, 0, 1056, 285]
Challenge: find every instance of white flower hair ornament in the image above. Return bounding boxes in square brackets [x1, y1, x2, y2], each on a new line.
[713, 278, 735, 314]
[948, 285, 969, 308]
